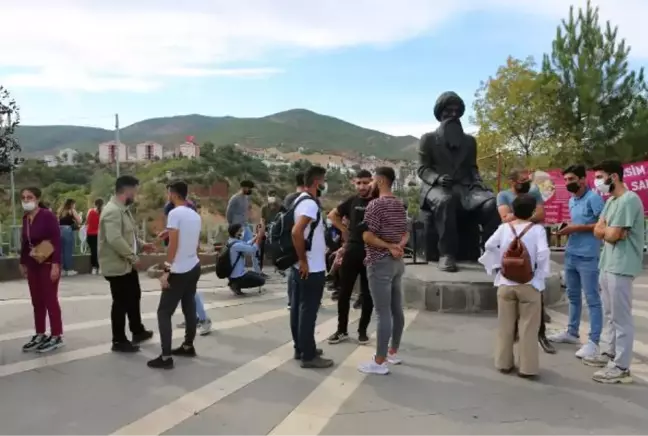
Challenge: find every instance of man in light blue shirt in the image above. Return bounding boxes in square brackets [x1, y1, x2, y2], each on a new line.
[227, 223, 266, 295]
[549, 164, 605, 360]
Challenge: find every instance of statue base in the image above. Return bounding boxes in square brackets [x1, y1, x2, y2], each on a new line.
[402, 261, 563, 313]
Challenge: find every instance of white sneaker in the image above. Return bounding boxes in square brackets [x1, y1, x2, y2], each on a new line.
[66, 270, 78, 277]
[199, 320, 212, 336]
[575, 341, 599, 359]
[547, 330, 580, 344]
[91, 268, 98, 275]
[358, 360, 390, 375]
[387, 353, 403, 365]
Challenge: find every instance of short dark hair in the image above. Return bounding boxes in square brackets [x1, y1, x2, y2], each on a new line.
[592, 160, 624, 181]
[356, 169, 372, 179]
[512, 194, 537, 220]
[167, 180, 189, 200]
[562, 164, 586, 179]
[508, 168, 528, 181]
[115, 175, 139, 193]
[228, 223, 243, 238]
[304, 165, 327, 186]
[375, 166, 396, 186]
[295, 172, 305, 187]
[240, 180, 255, 189]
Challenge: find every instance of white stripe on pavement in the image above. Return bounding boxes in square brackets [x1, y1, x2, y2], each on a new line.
[0, 305, 295, 379]
[268, 310, 418, 436]
[546, 309, 648, 383]
[112, 307, 350, 436]
[0, 291, 285, 343]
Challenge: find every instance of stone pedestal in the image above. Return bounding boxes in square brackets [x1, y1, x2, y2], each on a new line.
[402, 261, 563, 313]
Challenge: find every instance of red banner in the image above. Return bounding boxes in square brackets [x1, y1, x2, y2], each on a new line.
[532, 162, 648, 224]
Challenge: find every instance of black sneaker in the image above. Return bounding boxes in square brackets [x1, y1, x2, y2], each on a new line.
[22, 334, 47, 352]
[37, 336, 64, 353]
[301, 356, 334, 369]
[327, 332, 349, 344]
[229, 283, 244, 296]
[331, 291, 339, 301]
[294, 348, 323, 360]
[147, 355, 174, 369]
[171, 344, 197, 357]
[111, 341, 140, 353]
[353, 299, 362, 310]
[132, 330, 154, 343]
[543, 312, 552, 324]
[358, 332, 369, 345]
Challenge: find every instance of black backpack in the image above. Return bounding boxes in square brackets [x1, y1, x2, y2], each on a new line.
[215, 241, 243, 279]
[268, 194, 320, 271]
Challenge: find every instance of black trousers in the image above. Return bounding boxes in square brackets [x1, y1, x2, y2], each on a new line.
[337, 245, 373, 335]
[230, 271, 266, 290]
[291, 270, 325, 361]
[539, 294, 547, 337]
[157, 264, 201, 356]
[87, 235, 98, 269]
[258, 235, 266, 272]
[106, 269, 147, 343]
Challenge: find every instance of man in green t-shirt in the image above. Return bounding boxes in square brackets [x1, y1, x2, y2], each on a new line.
[585, 160, 645, 384]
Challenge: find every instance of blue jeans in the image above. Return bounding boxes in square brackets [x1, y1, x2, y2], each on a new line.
[565, 253, 602, 344]
[60, 225, 74, 271]
[243, 224, 261, 273]
[195, 292, 208, 322]
[290, 269, 325, 361]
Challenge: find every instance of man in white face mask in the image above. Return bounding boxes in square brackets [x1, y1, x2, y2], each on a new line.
[588, 160, 645, 384]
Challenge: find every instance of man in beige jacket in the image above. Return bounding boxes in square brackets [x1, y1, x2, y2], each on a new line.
[99, 175, 155, 353]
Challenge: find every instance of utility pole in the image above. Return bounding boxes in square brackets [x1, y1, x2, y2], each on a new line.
[114, 113, 120, 177]
[7, 111, 16, 227]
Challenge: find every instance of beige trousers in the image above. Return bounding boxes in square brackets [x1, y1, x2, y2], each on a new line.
[495, 284, 542, 375]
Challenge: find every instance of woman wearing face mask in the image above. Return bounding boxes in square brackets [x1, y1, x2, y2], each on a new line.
[19, 187, 65, 353]
[57, 198, 81, 276]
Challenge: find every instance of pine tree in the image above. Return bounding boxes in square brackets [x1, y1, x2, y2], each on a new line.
[541, 0, 648, 164]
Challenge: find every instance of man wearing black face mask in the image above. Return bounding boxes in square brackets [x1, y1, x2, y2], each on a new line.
[418, 91, 500, 273]
[99, 175, 156, 353]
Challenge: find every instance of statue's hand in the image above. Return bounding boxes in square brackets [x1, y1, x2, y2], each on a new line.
[438, 175, 453, 188]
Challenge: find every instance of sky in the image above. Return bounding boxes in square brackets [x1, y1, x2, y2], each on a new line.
[2, 0, 648, 138]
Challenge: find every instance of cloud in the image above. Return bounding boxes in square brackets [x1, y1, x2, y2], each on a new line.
[0, 0, 646, 92]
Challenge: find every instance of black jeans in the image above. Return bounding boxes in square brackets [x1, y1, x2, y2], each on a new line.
[87, 235, 98, 269]
[230, 271, 266, 290]
[291, 269, 325, 361]
[337, 245, 373, 335]
[157, 263, 202, 356]
[106, 269, 147, 343]
[539, 294, 547, 338]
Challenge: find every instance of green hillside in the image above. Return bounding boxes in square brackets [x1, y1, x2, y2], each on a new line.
[15, 109, 419, 159]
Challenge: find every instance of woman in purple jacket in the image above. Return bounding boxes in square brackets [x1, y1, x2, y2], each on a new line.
[19, 187, 65, 353]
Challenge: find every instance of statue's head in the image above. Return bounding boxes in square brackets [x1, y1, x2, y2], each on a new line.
[434, 92, 466, 148]
[434, 91, 465, 122]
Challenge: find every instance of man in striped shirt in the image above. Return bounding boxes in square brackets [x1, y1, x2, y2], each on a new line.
[358, 166, 409, 375]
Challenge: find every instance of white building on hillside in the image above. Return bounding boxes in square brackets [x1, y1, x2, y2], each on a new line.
[42, 155, 57, 167]
[98, 141, 128, 163]
[58, 148, 78, 165]
[135, 141, 163, 161]
[177, 141, 200, 158]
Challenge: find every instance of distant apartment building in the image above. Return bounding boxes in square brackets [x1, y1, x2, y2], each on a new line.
[42, 155, 57, 167]
[58, 148, 78, 165]
[98, 141, 128, 163]
[177, 141, 200, 158]
[135, 141, 163, 161]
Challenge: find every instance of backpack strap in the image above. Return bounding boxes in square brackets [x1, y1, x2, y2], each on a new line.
[293, 194, 321, 248]
[227, 241, 244, 270]
[509, 222, 535, 240]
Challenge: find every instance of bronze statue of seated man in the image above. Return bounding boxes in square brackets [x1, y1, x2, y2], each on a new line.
[417, 91, 500, 272]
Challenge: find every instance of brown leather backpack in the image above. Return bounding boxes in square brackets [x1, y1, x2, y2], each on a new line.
[501, 223, 535, 284]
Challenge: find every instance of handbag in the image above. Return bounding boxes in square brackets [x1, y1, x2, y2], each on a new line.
[26, 219, 54, 264]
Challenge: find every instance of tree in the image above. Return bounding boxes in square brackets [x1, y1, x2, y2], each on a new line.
[541, 0, 648, 164]
[0, 86, 21, 173]
[472, 56, 558, 164]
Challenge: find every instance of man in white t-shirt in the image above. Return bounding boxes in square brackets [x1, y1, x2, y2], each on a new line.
[148, 181, 202, 370]
[291, 165, 334, 369]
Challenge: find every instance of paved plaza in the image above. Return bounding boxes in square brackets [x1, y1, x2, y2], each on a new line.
[2, 270, 648, 434]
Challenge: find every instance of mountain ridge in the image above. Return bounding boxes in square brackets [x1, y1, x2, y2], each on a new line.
[15, 109, 420, 159]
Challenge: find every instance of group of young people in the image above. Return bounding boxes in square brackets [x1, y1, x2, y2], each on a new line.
[484, 160, 644, 384]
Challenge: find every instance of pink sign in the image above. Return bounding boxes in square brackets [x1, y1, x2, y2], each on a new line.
[532, 161, 648, 224]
